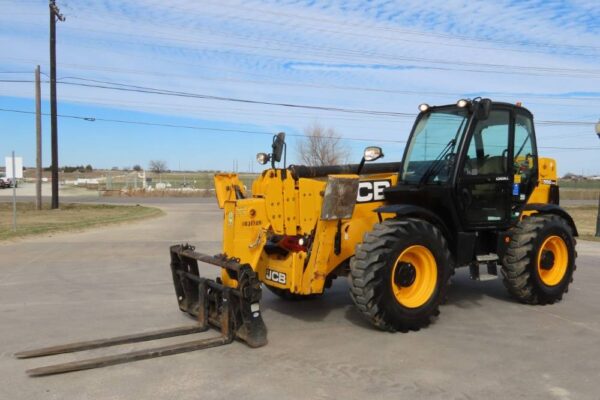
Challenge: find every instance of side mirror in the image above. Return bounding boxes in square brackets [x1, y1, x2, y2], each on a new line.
[358, 146, 384, 174]
[363, 146, 383, 162]
[271, 132, 286, 163]
[257, 132, 287, 168]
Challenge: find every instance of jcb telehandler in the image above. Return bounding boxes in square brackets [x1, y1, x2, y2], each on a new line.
[18, 99, 577, 376]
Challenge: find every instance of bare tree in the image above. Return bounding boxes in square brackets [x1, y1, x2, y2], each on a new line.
[148, 160, 167, 174]
[297, 123, 349, 166]
[149, 160, 167, 183]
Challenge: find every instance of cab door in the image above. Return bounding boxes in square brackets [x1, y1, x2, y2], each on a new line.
[457, 109, 513, 228]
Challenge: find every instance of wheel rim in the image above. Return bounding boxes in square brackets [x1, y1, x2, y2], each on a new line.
[391, 245, 438, 308]
[537, 235, 568, 287]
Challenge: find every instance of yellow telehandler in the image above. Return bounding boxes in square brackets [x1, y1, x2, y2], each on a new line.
[18, 99, 577, 376]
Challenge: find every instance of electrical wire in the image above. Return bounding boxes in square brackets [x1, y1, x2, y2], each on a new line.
[6, 56, 600, 108]
[2, 78, 597, 126]
[1, 107, 598, 151]
[1, 78, 597, 126]
[0, 108, 407, 144]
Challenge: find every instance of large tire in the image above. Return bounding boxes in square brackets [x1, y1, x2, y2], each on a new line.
[349, 218, 453, 332]
[502, 214, 576, 305]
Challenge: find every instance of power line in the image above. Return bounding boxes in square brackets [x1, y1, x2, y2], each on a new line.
[56, 75, 600, 107]
[57, 95, 407, 123]
[7, 57, 600, 108]
[1, 107, 599, 151]
[0, 79, 415, 117]
[0, 107, 407, 144]
[11, 63, 600, 104]
[2, 78, 597, 126]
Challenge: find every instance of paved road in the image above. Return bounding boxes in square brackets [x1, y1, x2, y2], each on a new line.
[0, 194, 214, 204]
[1, 183, 596, 206]
[0, 183, 213, 204]
[1, 202, 599, 400]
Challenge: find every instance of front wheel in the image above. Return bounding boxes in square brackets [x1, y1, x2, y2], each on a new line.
[502, 214, 576, 304]
[349, 218, 453, 332]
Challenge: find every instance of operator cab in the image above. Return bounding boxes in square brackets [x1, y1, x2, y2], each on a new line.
[385, 99, 538, 233]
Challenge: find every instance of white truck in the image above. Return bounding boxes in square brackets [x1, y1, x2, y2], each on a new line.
[0, 174, 15, 188]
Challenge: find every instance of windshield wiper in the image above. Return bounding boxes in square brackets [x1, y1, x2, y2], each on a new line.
[418, 139, 456, 185]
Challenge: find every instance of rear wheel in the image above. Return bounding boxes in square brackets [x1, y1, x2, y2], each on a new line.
[349, 218, 453, 332]
[502, 214, 576, 304]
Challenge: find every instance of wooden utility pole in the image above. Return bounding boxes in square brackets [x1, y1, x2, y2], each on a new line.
[35, 65, 42, 210]
[49, 0, 64, 209]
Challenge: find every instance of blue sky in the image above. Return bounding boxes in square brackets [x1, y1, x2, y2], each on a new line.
[1, 0, 599, 174]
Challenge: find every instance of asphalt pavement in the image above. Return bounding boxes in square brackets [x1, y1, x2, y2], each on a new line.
[1, 200, 599, 399]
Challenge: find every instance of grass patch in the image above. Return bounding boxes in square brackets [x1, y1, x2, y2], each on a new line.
[0, 202, 163, 240]
[563, 205, 599, 239]
[561, 188, 600, 201]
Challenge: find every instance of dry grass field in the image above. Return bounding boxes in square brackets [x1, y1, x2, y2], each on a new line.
[561, 188, 600, 200]
[0, 203, 163, 240]
[564, 205, 599, 240]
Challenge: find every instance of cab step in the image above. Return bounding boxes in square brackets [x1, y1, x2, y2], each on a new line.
[469, 259, 499, 281]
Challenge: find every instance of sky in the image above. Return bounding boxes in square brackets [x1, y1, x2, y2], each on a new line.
[0, 0, 599, 174]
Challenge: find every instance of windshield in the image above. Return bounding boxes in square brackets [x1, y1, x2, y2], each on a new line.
[401, 109, 469, 184]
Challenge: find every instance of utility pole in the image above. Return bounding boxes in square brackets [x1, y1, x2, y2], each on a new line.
[12, 151, 17, 232]
[35, 65, 42, 210]
[49, 0, 65, 209]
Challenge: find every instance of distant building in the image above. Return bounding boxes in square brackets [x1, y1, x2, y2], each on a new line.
[562, 173, 585, 180]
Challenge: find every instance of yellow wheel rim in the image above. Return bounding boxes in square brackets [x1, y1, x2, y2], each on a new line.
[537, 235, 568, 287]
[390, 245, 438, 308]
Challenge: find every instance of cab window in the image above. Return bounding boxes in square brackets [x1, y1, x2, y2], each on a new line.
[513, 113, 538, 202]
[463, 110, 510, 176]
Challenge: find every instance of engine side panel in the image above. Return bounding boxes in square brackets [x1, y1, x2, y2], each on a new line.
[526, 157, 558, 205]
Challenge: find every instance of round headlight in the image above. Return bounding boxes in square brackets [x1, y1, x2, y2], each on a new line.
[256, 152, 270, 165]
[456, 99, 469, 108]
[418, 103, 430, 112]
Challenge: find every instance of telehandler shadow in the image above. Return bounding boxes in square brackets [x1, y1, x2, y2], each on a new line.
[445, 269, 513, 308]
[261, 280, 355, 323]
[260, 270, 515, 329]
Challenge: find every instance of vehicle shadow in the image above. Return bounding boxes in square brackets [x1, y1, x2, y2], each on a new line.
[261, 279, 354, 323]
[261, 268, 517, 328]
[445, 269, 513, 308]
